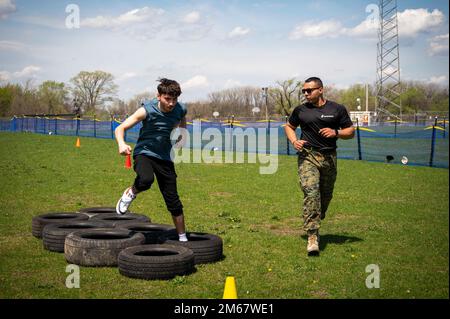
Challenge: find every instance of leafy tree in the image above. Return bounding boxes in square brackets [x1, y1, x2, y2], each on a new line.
[38, 81, 69, 114]
[0, 85, 14, 117]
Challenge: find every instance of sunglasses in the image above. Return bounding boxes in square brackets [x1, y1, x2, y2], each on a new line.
[302, 87, 321, 94]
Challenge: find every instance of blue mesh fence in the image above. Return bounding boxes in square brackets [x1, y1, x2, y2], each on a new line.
[1, 117, 448, 168]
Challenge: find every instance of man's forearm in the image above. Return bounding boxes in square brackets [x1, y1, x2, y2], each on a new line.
[284, 126, 298, 144]
[337, 127, 355, 140]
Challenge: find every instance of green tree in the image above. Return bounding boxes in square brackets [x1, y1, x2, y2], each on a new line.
[401, 84, 425, 114]
[0, 85, 14, 117]
[38, 81, 69, 114]
[338, 84, 366, 111]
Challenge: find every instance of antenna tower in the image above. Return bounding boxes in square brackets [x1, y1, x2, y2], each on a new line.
[376, 0, 402, 121]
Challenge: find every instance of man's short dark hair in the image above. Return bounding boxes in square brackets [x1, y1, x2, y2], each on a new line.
[304, 77, 323, 88]
[157, 78, 182, 97]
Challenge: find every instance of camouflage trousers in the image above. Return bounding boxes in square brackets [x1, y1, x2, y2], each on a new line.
[297, 149, 337, 235]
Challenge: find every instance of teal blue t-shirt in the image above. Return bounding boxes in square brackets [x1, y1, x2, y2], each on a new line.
[133, 98, 187, 162]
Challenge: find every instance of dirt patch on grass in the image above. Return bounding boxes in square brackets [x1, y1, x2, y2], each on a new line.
[310, 289, 329, 298]
[257, 217, 303, 237]
[327, 212, 361, 222]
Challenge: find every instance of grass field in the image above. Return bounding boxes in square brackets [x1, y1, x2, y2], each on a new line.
[0, 132, 448, 299]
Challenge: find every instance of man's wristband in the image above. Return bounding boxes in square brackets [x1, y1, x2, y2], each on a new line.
[335, 129, 339, 138]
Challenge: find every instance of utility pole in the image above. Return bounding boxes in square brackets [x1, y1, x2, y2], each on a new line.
[261, 87, 269, 122]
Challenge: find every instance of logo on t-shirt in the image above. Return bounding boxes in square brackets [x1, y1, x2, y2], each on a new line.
[321, 114, 334, 118]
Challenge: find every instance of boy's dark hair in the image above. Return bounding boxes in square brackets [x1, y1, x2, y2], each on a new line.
[304, 77, 323, 88]
[157, 78, 182, 97]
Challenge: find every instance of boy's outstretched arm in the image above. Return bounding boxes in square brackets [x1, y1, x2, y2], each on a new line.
[115, 107, 146, 155]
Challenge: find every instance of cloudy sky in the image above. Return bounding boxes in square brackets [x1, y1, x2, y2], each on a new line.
[0, 0, 448, 102]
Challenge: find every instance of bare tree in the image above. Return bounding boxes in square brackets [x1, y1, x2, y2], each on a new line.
[272, 78, 303, 116]
[70, 71, 118, 115]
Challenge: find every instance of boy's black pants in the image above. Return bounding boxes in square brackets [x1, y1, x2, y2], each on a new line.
[133, 154, 183, 216]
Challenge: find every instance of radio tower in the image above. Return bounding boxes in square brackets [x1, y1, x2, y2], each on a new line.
[376, 0, 402, 121]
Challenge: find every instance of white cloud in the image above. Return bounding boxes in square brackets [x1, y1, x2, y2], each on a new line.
[397, 9, 444, 38]
[428, 34, 449, 56]
[228, 26, 251, 39]
[429, 75, 448, 85]
[13, 65, 41, 78]
[183, 11, 200, 24]
[175, 11, 213, 41]
[82, 7, 165, 29]
[81, 7, 212, 42]
[289, 20, 343, 39]
[290, 8, 445, 40]
[345, 19, 378, 38]
[182, 75, 209, 90]
[0, 65, 41, 82]
[0, 0, 16, 19]
[0, 40, 25, 51]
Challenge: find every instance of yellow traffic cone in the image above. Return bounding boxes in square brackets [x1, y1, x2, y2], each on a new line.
[223, 276, 238, 299]
[75, 137, 80, 148]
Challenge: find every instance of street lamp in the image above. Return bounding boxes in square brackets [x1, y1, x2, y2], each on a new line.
[356, 98, 361, 111]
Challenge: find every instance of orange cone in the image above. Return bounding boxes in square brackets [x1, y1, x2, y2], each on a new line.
[125, 154, 132, 169]
[75, 137, 80, 148]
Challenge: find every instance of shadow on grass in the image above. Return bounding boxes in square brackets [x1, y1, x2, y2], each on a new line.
[301, 234, 363, 252]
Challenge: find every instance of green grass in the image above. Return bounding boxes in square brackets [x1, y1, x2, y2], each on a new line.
[0, 132, 448, 299]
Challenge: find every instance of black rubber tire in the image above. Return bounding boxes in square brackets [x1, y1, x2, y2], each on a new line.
[90, 213, 151, 227]
[64, 229, 145, 267]
[118, 244, 195, 280]
[158, 232, 223, 265]
[78, 207, 125, 218]
[42, 221, 111, 253]
[32, 212, 89, 239]
[116, 222, 177, 244]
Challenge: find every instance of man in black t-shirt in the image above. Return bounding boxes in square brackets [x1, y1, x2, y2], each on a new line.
[285, 77, 355, 255]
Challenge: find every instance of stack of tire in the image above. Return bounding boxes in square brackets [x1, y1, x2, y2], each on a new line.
[32, 207, 223, 280]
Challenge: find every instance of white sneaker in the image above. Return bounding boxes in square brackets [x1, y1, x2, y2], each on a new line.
[116, 187, 136, 215]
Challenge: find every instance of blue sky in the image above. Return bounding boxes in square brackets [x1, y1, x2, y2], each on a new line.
[0, 0, 448, 103]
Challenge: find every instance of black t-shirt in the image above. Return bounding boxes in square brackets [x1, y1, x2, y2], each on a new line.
[288, 100, 353, 151]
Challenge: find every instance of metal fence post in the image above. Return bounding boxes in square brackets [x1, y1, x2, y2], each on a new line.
[93, 115, 97, 138]
[394, 119, 397, 138]
[76, 116, 80, 136]
[356, 118, 362, 160]
[11, 116, 16, 132]
[111, 116, 114, 139]
[285, 115, 290, 156]
[429, 117, 437, 167]
[124, 115, 128, 142]
[443, 118, 446, 138]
